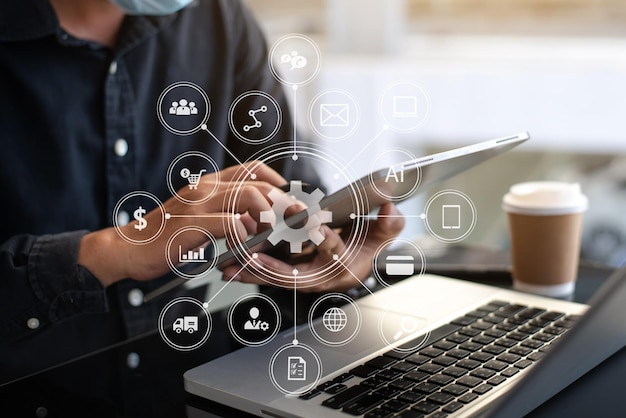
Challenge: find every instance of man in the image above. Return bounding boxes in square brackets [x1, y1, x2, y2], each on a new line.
[0, 0, 403, 415]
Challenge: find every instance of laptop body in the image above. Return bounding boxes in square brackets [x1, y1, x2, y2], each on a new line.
[183, 269, 626, 417]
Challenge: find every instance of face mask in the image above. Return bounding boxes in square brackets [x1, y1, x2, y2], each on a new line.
[110, 0, 193, 16]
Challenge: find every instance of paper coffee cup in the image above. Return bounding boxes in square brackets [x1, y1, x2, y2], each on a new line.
[503, 182, 588, 297]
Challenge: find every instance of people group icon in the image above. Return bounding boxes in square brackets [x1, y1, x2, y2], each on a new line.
[169, 98, 198, 116]
[243, 306, 270, 331]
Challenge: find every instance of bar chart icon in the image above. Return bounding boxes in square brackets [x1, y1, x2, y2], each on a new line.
[179, 245, 208, 263]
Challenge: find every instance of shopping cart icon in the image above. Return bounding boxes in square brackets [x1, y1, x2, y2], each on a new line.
[180, 168, 206, 190]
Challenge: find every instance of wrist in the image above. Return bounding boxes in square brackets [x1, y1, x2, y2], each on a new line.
[77, 228, 127, 287]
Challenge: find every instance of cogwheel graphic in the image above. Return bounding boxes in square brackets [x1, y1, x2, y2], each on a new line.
[259, 321, 270, 331]
[259, 180, 333, 253]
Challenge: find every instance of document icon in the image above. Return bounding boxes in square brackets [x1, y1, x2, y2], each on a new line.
[442, 205, 461, 229]
[288, 356, 306, 381]
[320, 103, 349, 127]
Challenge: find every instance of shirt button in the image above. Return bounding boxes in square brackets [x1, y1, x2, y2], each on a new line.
[126, 352, 140, 369]
[35, 406, 48, 418]
[117, 210, 130, 226]
[128, 288, 144, 307]
[108, 60, 118, 75]
[114, 138, 128, 157]
[27, 318, 40, 329]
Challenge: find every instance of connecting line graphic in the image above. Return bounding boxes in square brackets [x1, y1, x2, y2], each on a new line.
[334, 126, 388, 178]
[350, 213, 427, 221]
[291, 86, 298, 161]
[201, 124, 258, 180]
[293, 268, 298, 344]
[205, 255, 256, 306]
[333, 254, 376, 297]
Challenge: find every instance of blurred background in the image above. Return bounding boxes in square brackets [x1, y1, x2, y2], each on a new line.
[242, 0, 626, 268]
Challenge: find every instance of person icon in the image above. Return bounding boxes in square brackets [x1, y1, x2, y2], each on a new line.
[244, 306, 261, 330]
[175, 98, 191, 115]
[168, 101, 178, 114]
[189, 101, 198, 114]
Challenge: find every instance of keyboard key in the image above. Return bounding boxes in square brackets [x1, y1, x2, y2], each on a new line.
[377, 369, 403, 381]
[483, 344, 506, 355]
[497, 353, 522, 364]
[443, 401, 464, 413]
[458, 393, 479, 404]
[434, 340, 456, 350]
[472, 335, 495, 345]
[473, 384, 493, 395]
[466, 309, 489, 318]
[414, 382, 440, 394]
[459, 326, 482, 337]
[428, 374, 454, 386]
[502, 367, 520, 377]
[351, 365, 378, 378]
[429, 412, 449, 418]
[457, 375, 483, 388]
[343, 394, 386, 416]
[544, 326, 567, 336]
[365, 408, 395, 418]
[528, 352, 546, 361]
[389, 378, 416, 391]
[452, 315, 478, 326]
[432, 356, 457, 367]
[519, 308, 546, 319]
[494, 304, 527, 318]
[507, 331, 529, 341]
[366, 356, 397, 369]
[412, 400, 439, 414]
[533, 333, 555, 343]
[483, 314, 505, 324]
[521, 339, 544, 349]
[442, 384, 469, 396]
[517, 324, 541, 335]
[515, 359, 533, 369]
[457, 359, 481, 370]
[494, 338, 517, 348]
[299, 389, 321, 400]
[484, 360, 508, 372]
[406, 354, 430, 365]
[443, 366, 467, 378]
[495, 322, 518, 332]
[374, 387, 401, 398]
[316, 381, 336, 391]
[322, 384, 371, 409]
[421, 347, 444, 358]
[460, 341, 483, 352]
[487, 375, 507, 386]
[333, 373, 354, 383]
[446, 333, 469, 344]
[540, 311, 565, 321]
[392, 362, 417, 373]
[419, 363, 444, 374]
[509, 346, 533, 356]
[384, 349, 414, 360]
[469, 352, 493, 362]
[396, 410, 426, 418]
[427, 391, 455, 405]
[484, 328, 507, 338]
[362, 377, 387, 389]
[381, 399, 410, 413]
[405, 371, 430, 382]
[448, 348, 470, 359]
[471, 321, 493, 331]
[470, 367, 496, 379]
[396, 323, 462, 352]
[398, 390, 425, 403]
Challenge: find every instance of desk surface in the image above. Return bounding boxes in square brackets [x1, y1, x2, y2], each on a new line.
[1, 246, 620, 418]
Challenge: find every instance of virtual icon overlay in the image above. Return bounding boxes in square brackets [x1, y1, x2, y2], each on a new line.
[158, 297, 211, 351]
[227, 293, 282, 347]
[308, 293, 362, 347]
[423, 189, 477, 243]
[228, 90, 282, 145]
[157, 81, 210, 135]
[112, 191, 166, 245]
[269, 343, 323, 395]
[373, 238, 426, 288]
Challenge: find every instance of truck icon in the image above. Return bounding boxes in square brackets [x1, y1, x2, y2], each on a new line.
[173, 316, 198, 334]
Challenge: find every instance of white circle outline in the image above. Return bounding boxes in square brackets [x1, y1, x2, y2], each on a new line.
[368, 147, 421, 202]
[378, 308, 431, 354]
[223, 143, 369, 287]
[307, 89, 360, 141]
[157, 81, 210, 135]
[307, 293, 361, 347]
[165, 226, 219, 280]
[227, 293, 282, 347]
[372, 238, 426, 287]
[228, 90, 283, 145]
[158, 297, 212, 351]
[378, 81, 431, 132]
[423, 189, 477, 243]
[166, 151, 220, 205]
[268, 343, 323, 395]
[268, 34, 322, 87]
[112, 191, 166, 245]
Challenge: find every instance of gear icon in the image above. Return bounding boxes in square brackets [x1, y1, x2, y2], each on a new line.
[259, 321, 270, 331]
[260, 180, 332, 253]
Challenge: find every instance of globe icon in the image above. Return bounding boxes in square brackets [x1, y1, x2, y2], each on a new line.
[322, 307, 348, 332]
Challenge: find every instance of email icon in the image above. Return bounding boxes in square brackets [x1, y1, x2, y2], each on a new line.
[320, 103, 349, 127]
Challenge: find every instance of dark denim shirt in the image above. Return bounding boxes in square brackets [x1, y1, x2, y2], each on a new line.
[0, 0, 318, 386]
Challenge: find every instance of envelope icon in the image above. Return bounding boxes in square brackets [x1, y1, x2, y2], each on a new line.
[320, 103, 349, 127]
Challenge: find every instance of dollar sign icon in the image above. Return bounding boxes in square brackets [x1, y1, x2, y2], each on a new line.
[134, 206, 147, 231]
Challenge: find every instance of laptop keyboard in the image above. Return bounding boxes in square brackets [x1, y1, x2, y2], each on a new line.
[298, 301, 579, 417]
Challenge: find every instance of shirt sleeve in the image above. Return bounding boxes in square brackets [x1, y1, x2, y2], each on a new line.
[0, 231, 109, 344]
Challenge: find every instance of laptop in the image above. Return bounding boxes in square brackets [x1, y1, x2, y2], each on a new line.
[184, 270, 626, 418]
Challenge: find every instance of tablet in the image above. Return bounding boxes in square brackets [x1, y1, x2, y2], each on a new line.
[144, 132, 529, 301]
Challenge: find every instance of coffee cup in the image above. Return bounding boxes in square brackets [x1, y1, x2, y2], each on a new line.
[502, 181, 588, 297]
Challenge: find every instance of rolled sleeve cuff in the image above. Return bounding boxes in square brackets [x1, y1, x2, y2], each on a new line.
[28, 231, 109, 323]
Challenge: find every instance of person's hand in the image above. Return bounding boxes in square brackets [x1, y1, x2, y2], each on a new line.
[219, 203, 405, 292]
[78, 161, 286, 287]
